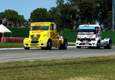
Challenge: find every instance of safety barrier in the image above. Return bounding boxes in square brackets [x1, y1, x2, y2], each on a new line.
[0, 37, 23, 43]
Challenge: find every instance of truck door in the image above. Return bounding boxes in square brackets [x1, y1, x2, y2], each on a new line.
[50, 24, 59, 47]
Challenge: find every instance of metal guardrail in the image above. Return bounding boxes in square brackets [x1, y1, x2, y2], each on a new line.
[68, 42, 75, 46]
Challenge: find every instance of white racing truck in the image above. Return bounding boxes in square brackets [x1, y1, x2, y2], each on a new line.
[75, 24, 112, 49]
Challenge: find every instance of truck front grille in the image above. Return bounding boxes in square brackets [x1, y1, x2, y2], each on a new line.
[31, 34, 40, 43]
[31, 41, 38, 43]
[78, 38, 95, 42]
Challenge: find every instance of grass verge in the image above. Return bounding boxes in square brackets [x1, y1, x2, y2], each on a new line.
[0, 56, 115, 80]
[0, 42, 23, 48]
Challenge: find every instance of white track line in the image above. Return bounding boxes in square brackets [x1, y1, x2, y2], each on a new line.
[0, 48, 23, 50]
[0, 46, 76, 50]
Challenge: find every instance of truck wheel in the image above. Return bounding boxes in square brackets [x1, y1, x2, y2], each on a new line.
[41, 47, 46, 50]
[76, 46, 81, 48]
[104, 39, 112, 49]
[24, 47, 30, 50]
[46, 40, 52, 50]
[96, 41, 100, 49]
[59, 39, 67, 50]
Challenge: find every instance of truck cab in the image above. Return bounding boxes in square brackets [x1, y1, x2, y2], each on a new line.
[23, 21, 67, 50]
[76, 24, 112, 49]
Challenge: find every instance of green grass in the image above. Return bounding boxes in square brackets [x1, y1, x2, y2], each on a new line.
[0, 56, 115, 80]
[0, 43, 23, 48]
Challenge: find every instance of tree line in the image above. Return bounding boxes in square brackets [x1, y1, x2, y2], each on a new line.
[0, 9, 25, 27]
[0, 0, 112, 30]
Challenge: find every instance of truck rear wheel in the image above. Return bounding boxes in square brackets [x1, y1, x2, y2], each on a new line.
[76, 46, 81, 48]
[41, 40, 52, 50]
[104, 39, 112, 49]
[46, 40, 52, 50]
[96, 41, 100, 49]
[59, 39, 67, 50]
[24, 47, 30, 50]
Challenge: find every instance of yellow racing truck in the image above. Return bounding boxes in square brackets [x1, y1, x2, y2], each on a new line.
[23, 20, 67, 50]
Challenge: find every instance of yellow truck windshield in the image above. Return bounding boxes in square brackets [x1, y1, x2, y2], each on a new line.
[31, 26, 49, 30]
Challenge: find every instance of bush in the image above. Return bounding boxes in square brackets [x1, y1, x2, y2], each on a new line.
[63, 28, 76, 42]
[5, 27, 29, 37]
[102, 32, 115, 44]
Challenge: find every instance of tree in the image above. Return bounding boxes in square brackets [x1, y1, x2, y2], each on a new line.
[0, 12, 5, 19]
[48, 7, 58, 18]
[56, 0, 76, 29]
[48, 7, 63, 30]
[79, 1, 95, 24]
[17, 15, 25, 26]
[101, 0, 112, 30]
[56, 0, 64, 7]
[0, 9, 25, 27]
[4, 9, 18, 21]
[30, 8, 48, 21]
[67, 0, 112, 30]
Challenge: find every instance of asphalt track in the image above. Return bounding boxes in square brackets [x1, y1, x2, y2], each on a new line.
[0, 46, 115, 62]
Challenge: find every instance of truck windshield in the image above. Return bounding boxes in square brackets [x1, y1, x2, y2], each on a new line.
[78, 29, 95, 32]
[78, 29, 95, 35]
[31, 26, 49, 30]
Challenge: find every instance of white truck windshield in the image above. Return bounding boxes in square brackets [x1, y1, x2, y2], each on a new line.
[78, 29, 96, 35]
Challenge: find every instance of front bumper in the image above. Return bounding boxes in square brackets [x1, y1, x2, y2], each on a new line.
[76, 41, 97, 47]
[24, 43, 47, 48]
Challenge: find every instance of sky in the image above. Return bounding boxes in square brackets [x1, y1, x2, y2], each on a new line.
[0, 0, 57, 19]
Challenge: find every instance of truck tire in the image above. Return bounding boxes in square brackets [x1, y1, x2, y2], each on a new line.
[24, 47, 30, 50]
[41, 47, 46, 50]
[59, 39, 67, 50]
[76, 46, 81, 48]
[96, 41, 100, 49]
[104, 39, 112, 49]
[46, 39, 52, 50]
[41, 40, 52, 50]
